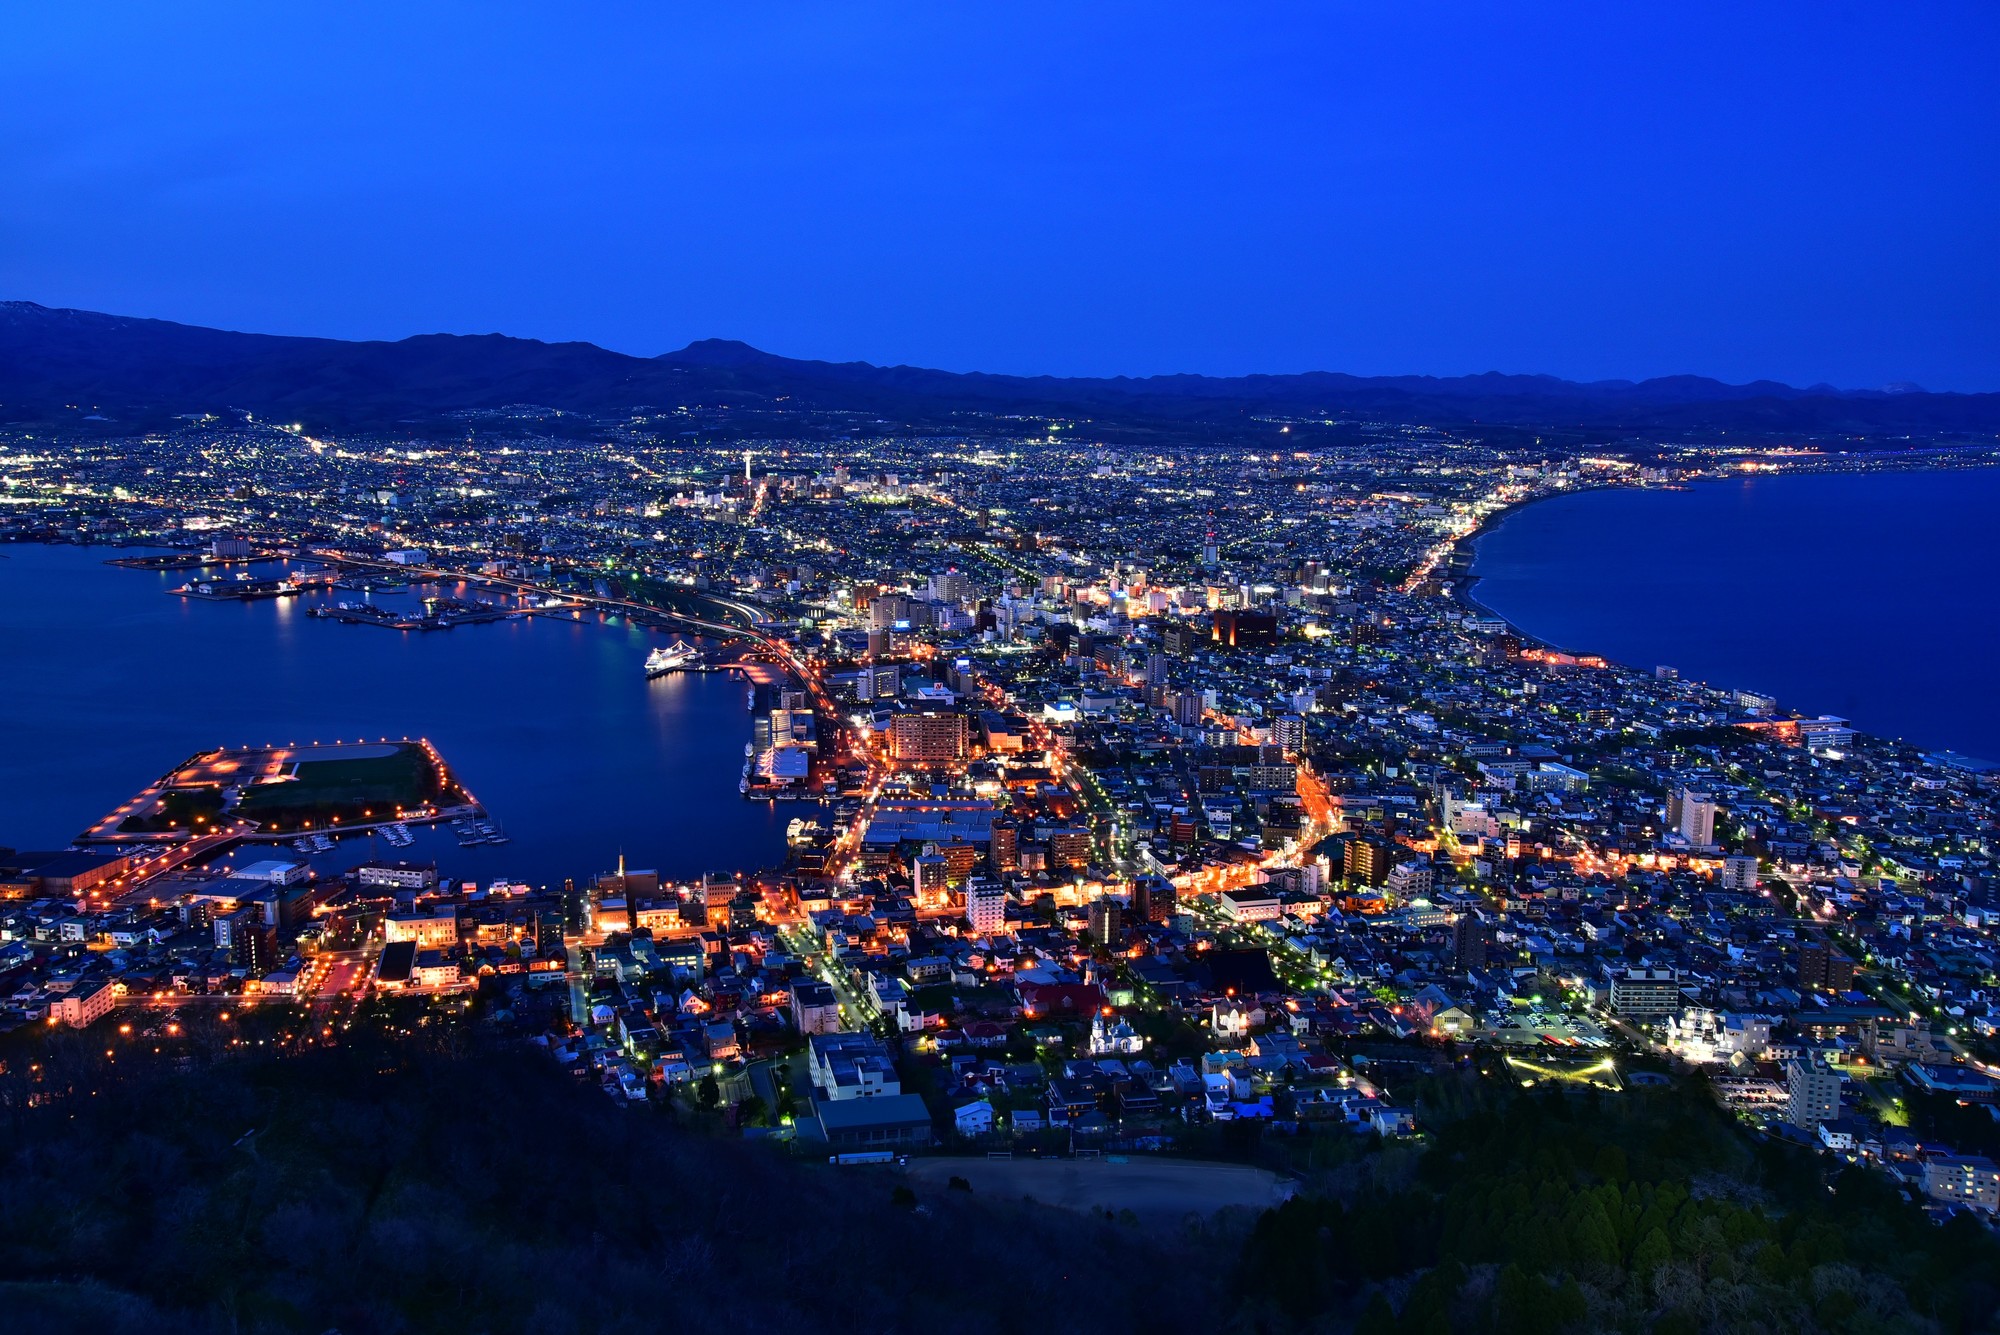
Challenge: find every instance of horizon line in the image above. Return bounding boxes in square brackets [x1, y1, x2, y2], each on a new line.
[2, 296, 1964, 399]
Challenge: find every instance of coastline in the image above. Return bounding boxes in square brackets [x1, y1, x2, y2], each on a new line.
[0, 543, 801, 881]
[1442, 464, 2000, 763]
[1446, 481, 1631, 655]
[1451, 456, 2000, 638]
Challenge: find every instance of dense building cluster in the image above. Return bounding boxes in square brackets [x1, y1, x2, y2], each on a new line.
[5, 411, 2000, 1218]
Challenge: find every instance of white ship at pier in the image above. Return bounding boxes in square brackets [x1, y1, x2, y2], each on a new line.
[644, 639, 702, 676]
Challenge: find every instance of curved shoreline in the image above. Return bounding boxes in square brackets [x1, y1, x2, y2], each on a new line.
[1447, 481, 1632, 657]
[1451, 460, 2000, 652]
[1442, 465, 2000, 760]
[0, 543, 799, 880]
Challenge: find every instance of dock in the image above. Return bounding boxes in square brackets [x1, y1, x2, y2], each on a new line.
[172, 576, 301, 601]
[309, 601, 516, 631]
[108, 551, 276, 570]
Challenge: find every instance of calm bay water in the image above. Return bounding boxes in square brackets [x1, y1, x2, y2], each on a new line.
[0, 544, 794, 886]
[1469, 467, 2000, 761]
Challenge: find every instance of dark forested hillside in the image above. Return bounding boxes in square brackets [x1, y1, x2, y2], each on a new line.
[0, 1033, 1991, 1335]
[0, 1036, 1222, 1335]
[1236, 1082, 2000, 1335]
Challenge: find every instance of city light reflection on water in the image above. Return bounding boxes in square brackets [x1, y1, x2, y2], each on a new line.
[0, 544, 801, 887]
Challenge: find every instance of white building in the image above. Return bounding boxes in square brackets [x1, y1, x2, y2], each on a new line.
[1220, 887, 1281, 923]
[807, 1032, 900, 1101]
[1718, 855, 1760, 891]
[1665, 1008, 1771, 1064]
[965, 879, 1008, 935]
[1607, 966, 1682, 1017]
[1668, 788, 1717, 847]
[357, 861, 437, 891]
[952, 1097, 996, 1138]
[1368, 1105, 1417, 1137]
[55, 976, 116, 1029]
[1212, 997, 1259, 1038]
[1786, 1058, 1841, 1128]
[413, 952, 461, 988]
[1924, 1155, 2000, 1213]
[1386, 861, 1433, 898]
[234, 858, 310, 886]
[384, 909, 459, 948]
[1531, 762, 1591, 794]
[1089, 1011, 1145, 1056]
[790, 979, 842, 1036]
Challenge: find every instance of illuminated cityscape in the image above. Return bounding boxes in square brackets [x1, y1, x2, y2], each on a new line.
[3, 6, 1999, 1332]
[6, 403, 2000, 1168]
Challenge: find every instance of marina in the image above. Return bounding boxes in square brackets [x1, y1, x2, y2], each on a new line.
[0, 544, 803, 887]
[173, 571, 301, 601]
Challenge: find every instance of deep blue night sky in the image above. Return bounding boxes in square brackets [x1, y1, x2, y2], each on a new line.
[2, 3, 1994, 387]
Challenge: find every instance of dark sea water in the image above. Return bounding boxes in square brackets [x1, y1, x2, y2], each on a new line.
[0, 544, 796, 887]
[1469, 467, 2000, 761]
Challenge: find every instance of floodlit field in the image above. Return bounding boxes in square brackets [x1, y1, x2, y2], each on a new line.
[904, 1156, 1293, 1224]
[238, 744, 431, 812]
[91, 739, 466, 838]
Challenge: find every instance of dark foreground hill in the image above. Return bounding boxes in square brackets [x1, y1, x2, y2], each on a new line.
[4, 300, 1997, 439]
[0, 1022, 1994, 1335]
[0, 1034, 1222, 1335]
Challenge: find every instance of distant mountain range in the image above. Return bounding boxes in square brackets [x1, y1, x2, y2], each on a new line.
[2, 300, 1995, 439]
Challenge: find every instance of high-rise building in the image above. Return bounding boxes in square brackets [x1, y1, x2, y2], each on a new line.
[890, 711, 968, 764]
[1048, 826, 1094, 871]
[702, 873, 738, 928]
[859, 664, 901, 701]
[869, 594, 912, 631]
[1719, 854, 1760, 891]
[1211, 610, 1278, 648]
[911, 850, 950, 909]
[1131, 875, 1175, 924]
[1086, 898, 1122, 947]
[1798, 941, 1856, 992]
[1667, 788, 1717, 846]
[1272, 714, 1306, 754]
[988, 818, 1019, 873]
[1343, 836, 1393, 887]
[938, 841, 981, 883]
[215, 905, 278, 972]
[1168, 689, 1204, 728]
[1786, 1058, 1841, 1128]
[1608, 965, 1682, 1017]
[1450, 912, 1489, 972]
[965, 879, 1007, 935]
